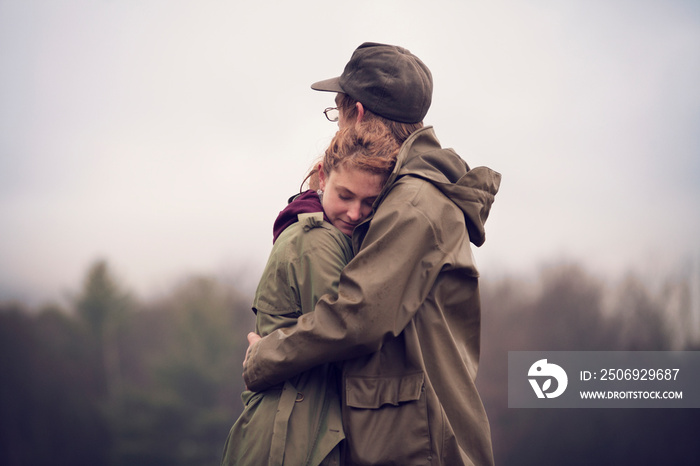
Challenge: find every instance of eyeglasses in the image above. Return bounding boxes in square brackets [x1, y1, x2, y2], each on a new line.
[324, 107, 339, 122]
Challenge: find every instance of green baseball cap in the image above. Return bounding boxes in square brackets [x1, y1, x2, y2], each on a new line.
[311, 42, 433, 124]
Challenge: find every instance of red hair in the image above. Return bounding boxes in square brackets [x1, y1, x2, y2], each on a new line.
[303, 120, 399, 191]
[338, 93, 423, 144]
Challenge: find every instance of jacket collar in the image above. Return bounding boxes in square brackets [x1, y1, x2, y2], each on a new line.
[358, 126, 501, 247]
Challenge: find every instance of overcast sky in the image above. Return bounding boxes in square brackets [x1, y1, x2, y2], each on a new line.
[1, 0, 699, 304]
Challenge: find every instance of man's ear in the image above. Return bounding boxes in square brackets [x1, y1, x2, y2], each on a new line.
[355, 102, 365, 123]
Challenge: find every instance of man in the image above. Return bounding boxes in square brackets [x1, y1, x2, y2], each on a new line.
[244, 42, 500, 465]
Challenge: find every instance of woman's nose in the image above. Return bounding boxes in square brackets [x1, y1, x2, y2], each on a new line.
[347, 203, 362, 221]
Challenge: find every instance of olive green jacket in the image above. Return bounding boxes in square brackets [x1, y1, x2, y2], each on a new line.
[222, 213, 353, 466]
[244, 127, 501, 465]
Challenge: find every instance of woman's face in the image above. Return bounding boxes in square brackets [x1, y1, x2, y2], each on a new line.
[319, 163, 384, 236]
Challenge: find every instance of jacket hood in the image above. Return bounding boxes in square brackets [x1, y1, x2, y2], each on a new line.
[272, 190, 328, 243]
[391, 127, 501, 247]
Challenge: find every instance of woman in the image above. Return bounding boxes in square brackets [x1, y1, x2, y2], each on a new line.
[221, 120, 399, 466]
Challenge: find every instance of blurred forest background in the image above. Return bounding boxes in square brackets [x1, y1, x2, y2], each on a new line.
[2, 1, 699, 464]
[2, 257, 700, 466]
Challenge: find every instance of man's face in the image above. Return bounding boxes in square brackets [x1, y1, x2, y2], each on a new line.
[335, 93, 352, 130]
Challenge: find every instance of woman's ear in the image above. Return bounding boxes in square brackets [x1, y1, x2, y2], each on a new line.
[318, 163, 327, 190]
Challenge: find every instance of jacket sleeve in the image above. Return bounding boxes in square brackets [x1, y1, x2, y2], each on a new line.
[292, 223, 353, 321]
[255, 219, 353, 337]
[244, 183, 449, 391]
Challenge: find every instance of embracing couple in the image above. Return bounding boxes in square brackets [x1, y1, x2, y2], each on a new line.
[221, 42, 501, 466]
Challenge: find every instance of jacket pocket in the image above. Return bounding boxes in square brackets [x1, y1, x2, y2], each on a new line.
[344, 372, 432, 465]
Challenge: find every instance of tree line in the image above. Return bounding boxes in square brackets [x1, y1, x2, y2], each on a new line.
[1, 260, 254, 466]
[477, 261, 700, 465]
[1, 258, 698, 465]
